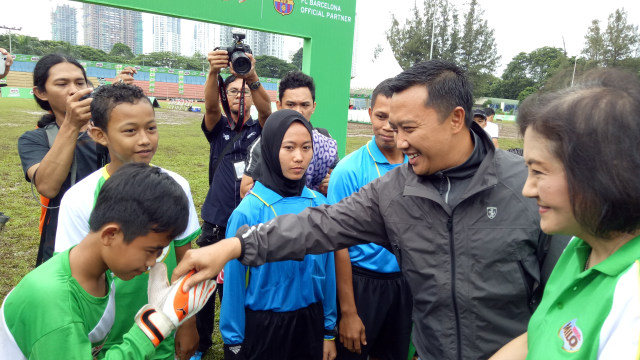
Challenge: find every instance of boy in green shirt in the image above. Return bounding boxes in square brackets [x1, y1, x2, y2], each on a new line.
[0, 163, 216, 359]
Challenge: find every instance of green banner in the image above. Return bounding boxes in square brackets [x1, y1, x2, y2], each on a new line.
[1, 87, 34, 98]
[80, 0, 356, 156]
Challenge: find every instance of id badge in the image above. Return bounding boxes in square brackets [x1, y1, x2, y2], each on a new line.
[233, 160, 245, 181]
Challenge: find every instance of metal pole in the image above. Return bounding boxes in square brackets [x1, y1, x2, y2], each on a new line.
[429, 15, 435, 60]
[0, 26, 22, 53]
[571, 57, 578, 87]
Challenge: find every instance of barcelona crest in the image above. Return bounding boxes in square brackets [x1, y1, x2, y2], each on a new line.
[274, 0, 294, 16]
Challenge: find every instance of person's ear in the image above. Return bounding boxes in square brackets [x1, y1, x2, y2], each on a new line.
[311, 101, 316, 115]
[449, 106, 466, 134]
[276, 100, 282, 110]
[89, 126, 109, 147]
[33, 86, 48, 102]
[368, 107, 373, 121]
[100, 223, 122, 247]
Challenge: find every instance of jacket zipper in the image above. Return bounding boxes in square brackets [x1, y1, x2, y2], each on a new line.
[447, 217, 462, 360]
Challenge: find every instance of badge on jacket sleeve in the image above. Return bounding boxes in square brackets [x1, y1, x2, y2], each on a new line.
[486, 207, 497, 219]
[559, 319, 583, 352]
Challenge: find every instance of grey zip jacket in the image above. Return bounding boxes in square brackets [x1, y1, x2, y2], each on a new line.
[236, 124, 567, 359]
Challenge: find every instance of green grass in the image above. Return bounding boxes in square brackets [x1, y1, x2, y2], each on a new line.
[0, 97, 519, 359]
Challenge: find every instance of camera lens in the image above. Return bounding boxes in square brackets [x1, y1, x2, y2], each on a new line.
[230, 52, 252, 75]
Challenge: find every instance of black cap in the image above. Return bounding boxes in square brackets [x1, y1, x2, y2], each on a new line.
[473, 109, 486, 119]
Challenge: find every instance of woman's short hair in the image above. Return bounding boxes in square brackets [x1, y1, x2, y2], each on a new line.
[518, 68, 640, 239]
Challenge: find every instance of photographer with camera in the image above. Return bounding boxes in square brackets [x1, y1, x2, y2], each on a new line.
[192, 33, 272, 360]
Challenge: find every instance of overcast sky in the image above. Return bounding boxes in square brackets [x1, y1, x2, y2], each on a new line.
[2, 0, 639, 88]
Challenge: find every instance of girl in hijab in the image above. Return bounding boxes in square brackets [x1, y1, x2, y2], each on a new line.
[220, 109, 337, 360]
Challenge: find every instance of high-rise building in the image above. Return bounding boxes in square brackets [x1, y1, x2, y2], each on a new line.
[83, 4, 143, 55]
[217, 25, 285, 61]
[192, 22, 218, 56]
[153, 15, 181, 54]
[52, 5, 78, 45]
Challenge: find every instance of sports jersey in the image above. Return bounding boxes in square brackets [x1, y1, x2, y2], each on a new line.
[527, 236, 640, 359]
[55, 166, 201, 359]
[327, 137, 407, 273]
[0, 248, 155, 359]
[219, 181, 337, 345]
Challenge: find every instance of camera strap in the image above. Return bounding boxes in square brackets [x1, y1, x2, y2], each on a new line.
[217, 74, 246, 133]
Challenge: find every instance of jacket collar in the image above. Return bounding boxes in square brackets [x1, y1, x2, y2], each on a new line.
[250, 181, 316, 206]
[403, 123, 498, 204]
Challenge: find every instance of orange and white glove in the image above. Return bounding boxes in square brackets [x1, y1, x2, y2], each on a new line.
[135, 263, 216, 346]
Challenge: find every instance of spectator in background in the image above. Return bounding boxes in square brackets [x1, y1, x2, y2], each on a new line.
[484, 107, 500, 148]
[0, 48, 13, 79]
[239, 71, 338, 198]
[328, 78, 413, 360]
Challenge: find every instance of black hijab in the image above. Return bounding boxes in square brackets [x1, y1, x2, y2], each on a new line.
[257, 109, 314, 198]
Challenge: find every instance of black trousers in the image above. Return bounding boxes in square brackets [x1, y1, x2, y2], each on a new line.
[242, 301, 325, 360]
[335, 266, 413, 360]
[195, 222, 226, 352]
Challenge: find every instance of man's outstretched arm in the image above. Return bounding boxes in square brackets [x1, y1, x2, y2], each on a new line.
[173, 181, 390, 289]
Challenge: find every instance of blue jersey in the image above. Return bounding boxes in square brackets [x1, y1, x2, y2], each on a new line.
[220, 181, 337, 345]
[327, 137, 407, 273]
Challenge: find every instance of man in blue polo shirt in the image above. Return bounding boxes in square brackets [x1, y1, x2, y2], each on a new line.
[193, 48, 272, 360]
[328, 78, 412, 360]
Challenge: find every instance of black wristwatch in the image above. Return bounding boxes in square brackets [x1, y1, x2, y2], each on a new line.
[249, 80, 261, 90]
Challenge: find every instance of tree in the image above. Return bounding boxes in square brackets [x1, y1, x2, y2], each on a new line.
[602, 8, 639, 66]
[254, 55, 297, 78]
[386, 0, 499, 97]
[291, 47, 303, 70]
[582, 20, 605, 65]
[110, 43, 134, 60]
[387, 5, 430, 70]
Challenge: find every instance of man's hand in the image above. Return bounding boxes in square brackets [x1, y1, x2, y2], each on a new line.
[339, 312, 367, 354]
[64, 88, 94, 130]
[174, 317, 198, 360]
[172, 237, 243, 292]
[135, 263, 216, 346]
[318, 171, 331, 196]
[323, 339, 337, 360]
[207, 49, 230, 75]
[115, 66, 137, 84]
[0, 48, 12, 79]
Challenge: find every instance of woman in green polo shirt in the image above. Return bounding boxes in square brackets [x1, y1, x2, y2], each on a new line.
[491, 68, 640, 359]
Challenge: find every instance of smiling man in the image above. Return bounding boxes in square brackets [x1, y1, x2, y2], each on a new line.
[172, 60, 570, 360]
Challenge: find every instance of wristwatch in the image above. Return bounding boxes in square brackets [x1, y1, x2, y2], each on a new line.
[249, 80, 261, 90]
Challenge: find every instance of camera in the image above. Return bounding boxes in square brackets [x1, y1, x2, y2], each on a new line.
[79, 90, 95, 102]
[224, 30, 252, 75]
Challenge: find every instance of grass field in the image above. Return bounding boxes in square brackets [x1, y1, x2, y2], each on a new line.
[0, 97, 522, 359]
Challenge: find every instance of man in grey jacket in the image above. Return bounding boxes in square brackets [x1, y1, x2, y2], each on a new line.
[173, 60, 568, 360]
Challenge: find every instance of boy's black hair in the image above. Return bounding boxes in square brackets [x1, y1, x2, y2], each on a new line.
[89, 163, 189, 243]
[484, 107, 495, 117]
[278, 71, 316, 101]
[90, 83, 152, 130]
[370, 78, 394, 109]
[389, 60, 473, 127]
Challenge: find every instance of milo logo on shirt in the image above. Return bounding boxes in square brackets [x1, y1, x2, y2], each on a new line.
[559, 318, 583, 352]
